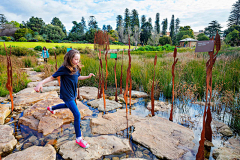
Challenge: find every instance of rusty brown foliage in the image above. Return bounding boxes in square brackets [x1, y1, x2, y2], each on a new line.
[120, 49, 124, 94]
[114, 55, 118, 102]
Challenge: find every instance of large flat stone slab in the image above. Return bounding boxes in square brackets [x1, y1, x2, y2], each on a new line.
[128, 90, 149, 98]
[212, 120, 233, 137]
[13, 91, 59, 107]
[90, 109, 141, 134]
[0, 125, 17, 156]
[19, 98, 92, 135]
[59, 135, 132, 160]
[132, 116, 195, 159]
[27, 80, 59, 88]
[146, 100, 170, 112]
[87, 98, 122, 111]
[0, 104, 11, 125]
[79, 86, 98, 100]
[2, 144, 56, 160]
[212, 137, 240, 160]
[15, 87, 60, 95]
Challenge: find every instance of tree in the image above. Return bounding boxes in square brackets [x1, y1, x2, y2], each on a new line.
[6, 21, 20, 28]
[227, 0, 240, 26]
[88, 16, 98, 30]
[14, 28, 34, 40]
[197, 33, 210, 41]
[109, 29, 119, 41]
[102, 25, 107, 31]
[107, 25, 112, 32]
[141, 15, 146, 29]
[116, 15, 123, 31]
[130, 9, 140, 33]
[124, 8, 131, 35]
[223, 25, 240, 37]
[225, 29, 240, 46]
[162, 18, 168, 35]
[204, 20, 222, 38]
[159, 35, 172, 45]
[81, 17, 87, 33]
[68, 21, 85, 41]
[176, 26, 194, 43]
[51, 17, 66, 35]
[133, 25, 140, 46]
[140, 21, 152, 44]
[155, 13, 160, 34]
[118, 26, 124, 43]
[0, 14, 7, 28]
[26, 16, 45, 33]
[85, 28, 97, 43]
[175, 18, 180, 34]
[169, 15, 175, 40]
[40, 24, 66, 40]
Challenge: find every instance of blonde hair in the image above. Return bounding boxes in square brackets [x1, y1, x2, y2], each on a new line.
[63, 49, 83, 74]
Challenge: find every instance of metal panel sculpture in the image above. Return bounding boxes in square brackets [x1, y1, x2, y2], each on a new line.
[94, 30, 110, 98]
[114, 55, 118, 102]
[4, 43, 14, 111]
[196, 31, 221, 160]
[123, 36, 132, 130]
[151, 53, 157, 116]
[169, 47, 178, 121]
[105, 46, 109, 90]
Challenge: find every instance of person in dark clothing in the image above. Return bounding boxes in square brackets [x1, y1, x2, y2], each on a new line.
[34, 49, 95, 149]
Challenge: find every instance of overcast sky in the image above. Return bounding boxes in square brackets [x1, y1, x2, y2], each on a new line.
[0, 0, 236, 32]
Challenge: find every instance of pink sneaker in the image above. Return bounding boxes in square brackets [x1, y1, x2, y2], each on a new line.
[47, 106, 55, 114]
[76, 139, 90, 149]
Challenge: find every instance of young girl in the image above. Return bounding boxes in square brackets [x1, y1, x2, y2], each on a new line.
[34, 49, 95, 149]
[42, 47, 49, 63]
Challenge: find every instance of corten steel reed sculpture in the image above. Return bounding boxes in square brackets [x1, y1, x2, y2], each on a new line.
[54, 51, 61, 87]
[120, 49, 124, 94]
[105, 46, 109, 90]
[94, 30, 110, 98]
[196, 31, 221, 160]
[151, 53, 157, 116]
[123, 36, 132, 133]
[169, 47, 178, 121]
[4, 43, 14, 111]
[98, 49, 107, 112]
[114, 54, 118, 102]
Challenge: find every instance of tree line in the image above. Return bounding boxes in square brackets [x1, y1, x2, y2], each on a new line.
[0, 0, 239, 46]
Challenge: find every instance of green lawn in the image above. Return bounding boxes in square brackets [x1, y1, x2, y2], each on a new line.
[2, 42, 135, 50]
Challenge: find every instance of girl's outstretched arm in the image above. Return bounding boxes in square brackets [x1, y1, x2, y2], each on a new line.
[34, 76, 55, 92]
[78, 73, 95, 80]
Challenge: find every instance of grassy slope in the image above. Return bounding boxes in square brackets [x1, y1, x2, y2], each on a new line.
[2, 42, 135, 49]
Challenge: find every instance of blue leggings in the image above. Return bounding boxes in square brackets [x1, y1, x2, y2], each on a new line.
[52, 100, 81, 138]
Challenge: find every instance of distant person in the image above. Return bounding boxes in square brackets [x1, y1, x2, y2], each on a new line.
[42, 47, 49, 63]
[34, 49, 95, 149]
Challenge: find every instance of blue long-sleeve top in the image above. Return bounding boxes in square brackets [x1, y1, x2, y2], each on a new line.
[42, 50, 49, 58]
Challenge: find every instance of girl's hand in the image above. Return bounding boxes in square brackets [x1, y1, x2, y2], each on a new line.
[34, 83, 43, 92]
[88, 73, 95, 78]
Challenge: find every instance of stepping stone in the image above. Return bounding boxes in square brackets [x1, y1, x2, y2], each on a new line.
[2, 144, 56, 160]
[87, 98, 122, 111]
[27, 81, 59, 88]
[79, 86, 98, 100]
[0, 125, 17, 156]
[146, 100, 171, 112]
[0, 104, 11, 125]
[59, 135, 132, 160]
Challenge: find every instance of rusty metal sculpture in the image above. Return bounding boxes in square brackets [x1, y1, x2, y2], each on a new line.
[123, 36, 132, 131]
[151, 53, 157, 116]
[120, 49, 124, 94]
[196, 31, 221, 160]
[94, 30, 110, 98]
[54, 51, 61, 87]
[114, 54, 118, 102]
[169, 47, 178, 121]
[98, 49, 106, 112]
[4, 43, 14, 111]
[105, 45, 109, 90]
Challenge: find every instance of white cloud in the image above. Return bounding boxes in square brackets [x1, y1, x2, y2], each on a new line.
[1, 0, 235, 32]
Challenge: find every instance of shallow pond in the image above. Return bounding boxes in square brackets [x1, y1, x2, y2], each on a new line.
[3, 94, 239, 160]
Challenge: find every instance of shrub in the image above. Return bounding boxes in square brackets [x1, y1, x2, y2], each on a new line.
[18, 37, 27, 42]
[45, 40, 52, 43]
[22, 56, 37, 67]
[48, 46, 67, 55]
[34, 46, 43, 51]
[28, 39, 38, 42]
